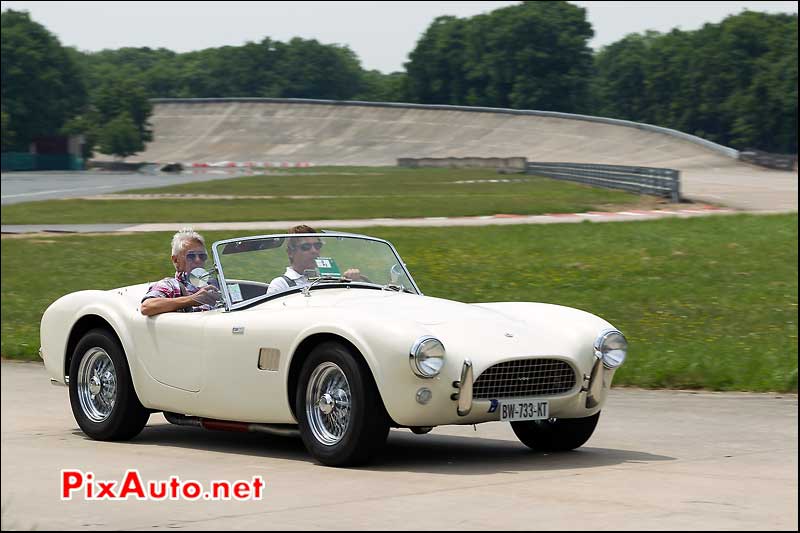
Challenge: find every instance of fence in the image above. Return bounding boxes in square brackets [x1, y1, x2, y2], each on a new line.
[1, 153, 83, 171]
[739, 149, 797, 171]
[526, 162, 681, 202]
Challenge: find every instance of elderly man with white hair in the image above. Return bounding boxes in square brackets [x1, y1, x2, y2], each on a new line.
[140, 228, 221, 316]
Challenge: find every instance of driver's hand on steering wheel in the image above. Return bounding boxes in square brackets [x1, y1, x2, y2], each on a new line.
[343, 268, 361, 280]
[343, 268, 370, 283]
[191, 286, 221, 306]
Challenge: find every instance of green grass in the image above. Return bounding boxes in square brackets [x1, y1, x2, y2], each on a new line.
[2, 214, 796, 392]
[0, 167, 651, 224]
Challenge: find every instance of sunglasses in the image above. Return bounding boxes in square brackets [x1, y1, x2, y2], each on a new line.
[186, 252, 208, 261]
[297, 242, 323, 252]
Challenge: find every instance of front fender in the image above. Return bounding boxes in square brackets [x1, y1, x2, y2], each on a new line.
[41, 287, 145, 393]
[286, 317, 433, 424]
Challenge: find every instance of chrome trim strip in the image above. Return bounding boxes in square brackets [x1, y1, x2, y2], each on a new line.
[457, 359, 473, 416]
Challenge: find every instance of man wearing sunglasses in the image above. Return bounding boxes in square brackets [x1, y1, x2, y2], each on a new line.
[141, 228, 221, 316]
[267, 225, 325, 295]
[267, 225, 369, 296]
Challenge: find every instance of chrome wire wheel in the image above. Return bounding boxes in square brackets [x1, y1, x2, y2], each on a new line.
[76, 347, 117, 422]
[305, 362, 352, 446]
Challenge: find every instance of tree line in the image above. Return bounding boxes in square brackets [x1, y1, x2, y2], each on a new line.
[2, 2, 796, 158]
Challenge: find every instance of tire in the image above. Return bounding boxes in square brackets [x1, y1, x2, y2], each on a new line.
[511, 412, 600, 452]
[295, 341, 389, 466]
[68, 328, 149, 441]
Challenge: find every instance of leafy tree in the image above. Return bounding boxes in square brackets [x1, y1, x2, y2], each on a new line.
[274, 38, 364, 100]
[1, 10, 87, 150]
[1, 106, 15, 151]
[406, 2, 594, 112]
[406, 16, 470, 104]
[593, 11, 797, 152]
[97, 112, 141, 159]
[92, 76, 153, 146]
[355, 71, 409, 102]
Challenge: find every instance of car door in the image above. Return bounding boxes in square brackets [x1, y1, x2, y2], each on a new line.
[136, 310, 216, 392]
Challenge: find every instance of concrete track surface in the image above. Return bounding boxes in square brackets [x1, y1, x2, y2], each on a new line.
[1, 361, 796, 531]
[118, 99, 797, 212]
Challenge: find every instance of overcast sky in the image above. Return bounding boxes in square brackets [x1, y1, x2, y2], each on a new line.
[1, 1, 797, 73]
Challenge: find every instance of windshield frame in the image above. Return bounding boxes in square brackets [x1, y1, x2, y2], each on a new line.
[211, 231, 422, 311]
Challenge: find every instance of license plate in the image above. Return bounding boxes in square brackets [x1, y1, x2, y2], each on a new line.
[499, 399, 549, 421]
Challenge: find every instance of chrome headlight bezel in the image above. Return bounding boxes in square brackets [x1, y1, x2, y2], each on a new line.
[594, 329, 627, 369]
[409, 336, 445, 378]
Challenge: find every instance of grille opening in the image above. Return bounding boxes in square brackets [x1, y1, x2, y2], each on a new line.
[473, 359, 577, 399]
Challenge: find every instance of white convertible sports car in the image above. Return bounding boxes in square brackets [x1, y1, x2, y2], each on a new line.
[40, 232, 627, 466]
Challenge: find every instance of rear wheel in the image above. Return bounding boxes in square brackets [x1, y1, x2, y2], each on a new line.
[69, 329, 149, 440]
[511, 412, 600, 452]
[295, 341, 389, 466]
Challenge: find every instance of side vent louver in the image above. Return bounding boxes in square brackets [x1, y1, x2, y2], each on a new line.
[258, 348, 280, 371]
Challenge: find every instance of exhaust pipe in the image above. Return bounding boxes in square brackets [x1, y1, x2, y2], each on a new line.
[163, 412, 300, 437]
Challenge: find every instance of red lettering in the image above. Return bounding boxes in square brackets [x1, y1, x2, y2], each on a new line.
[252, 476, 265, 499]
[233, 482, 249, 499]
[170, 476, 181, 499]
[182, 481, 201, 500]
[61, 470, 84, 499]
[118, 470, 146, 499]
[96, 481, 116, 499]
[211, 481, 230, 499]
[149, 481, 167, 500]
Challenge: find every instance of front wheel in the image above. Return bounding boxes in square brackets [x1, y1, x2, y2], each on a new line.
[295, 342, 389, 466]
[511, 412, 600, 452]
[68, 329, 149, 441]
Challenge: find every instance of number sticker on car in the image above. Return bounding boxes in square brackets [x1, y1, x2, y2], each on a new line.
[499, 399, 549, 421]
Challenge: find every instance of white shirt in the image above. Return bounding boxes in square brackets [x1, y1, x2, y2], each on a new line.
[267, 267, 311, 295]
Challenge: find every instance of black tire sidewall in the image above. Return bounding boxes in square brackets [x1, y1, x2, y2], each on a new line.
[295, 342, 388, 466]
[68, 328, 148, 441]
[511, 411, 600, 452]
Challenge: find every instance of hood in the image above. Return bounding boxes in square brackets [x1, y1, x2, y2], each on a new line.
[302, 289, 611, 360]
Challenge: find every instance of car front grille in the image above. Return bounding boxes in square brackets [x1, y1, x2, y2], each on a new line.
[473, 358, 577, 399]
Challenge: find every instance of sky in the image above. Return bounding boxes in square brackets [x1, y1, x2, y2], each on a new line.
[1, 1, 797, 73]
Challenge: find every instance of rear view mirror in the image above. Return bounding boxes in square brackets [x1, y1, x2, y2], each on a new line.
[221, 237, 284, 255]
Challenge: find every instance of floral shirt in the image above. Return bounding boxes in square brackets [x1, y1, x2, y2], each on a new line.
[142, 272, 216, 312]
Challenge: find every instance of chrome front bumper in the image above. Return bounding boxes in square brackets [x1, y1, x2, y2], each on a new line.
[452, 359, 473, 416]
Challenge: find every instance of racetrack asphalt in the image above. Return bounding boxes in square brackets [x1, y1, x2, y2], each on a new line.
[1, 360, 796, 530]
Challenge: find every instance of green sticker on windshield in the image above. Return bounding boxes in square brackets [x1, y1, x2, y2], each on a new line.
[315, 257, 341, 276]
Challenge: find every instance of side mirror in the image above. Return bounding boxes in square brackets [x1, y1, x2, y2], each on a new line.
[390, 263, 404, 284]
[189, 267, 215, 288]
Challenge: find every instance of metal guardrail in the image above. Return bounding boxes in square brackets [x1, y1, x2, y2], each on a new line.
[739, 149, 798, 171]
[526, 162, 681, 202]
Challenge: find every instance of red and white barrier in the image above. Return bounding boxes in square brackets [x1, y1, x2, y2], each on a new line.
[190, 161, 314, 168]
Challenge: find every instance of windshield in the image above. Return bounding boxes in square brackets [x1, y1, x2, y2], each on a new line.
[212, 233, 419, 309]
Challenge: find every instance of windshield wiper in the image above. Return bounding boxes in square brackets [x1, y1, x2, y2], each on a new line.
[381, 283, 415, 294]
[302, 275, 352, 297]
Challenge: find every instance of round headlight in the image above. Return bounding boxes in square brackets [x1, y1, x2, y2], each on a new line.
[409, 336, 445, 378]
[594, 329, 627, 369]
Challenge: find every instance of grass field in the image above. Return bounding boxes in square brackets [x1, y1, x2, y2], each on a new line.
[0, 167, 657, 224]
[2, 213, 796, 392]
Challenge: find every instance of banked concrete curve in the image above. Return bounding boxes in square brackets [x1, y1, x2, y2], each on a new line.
[128, 98, 798, 212]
